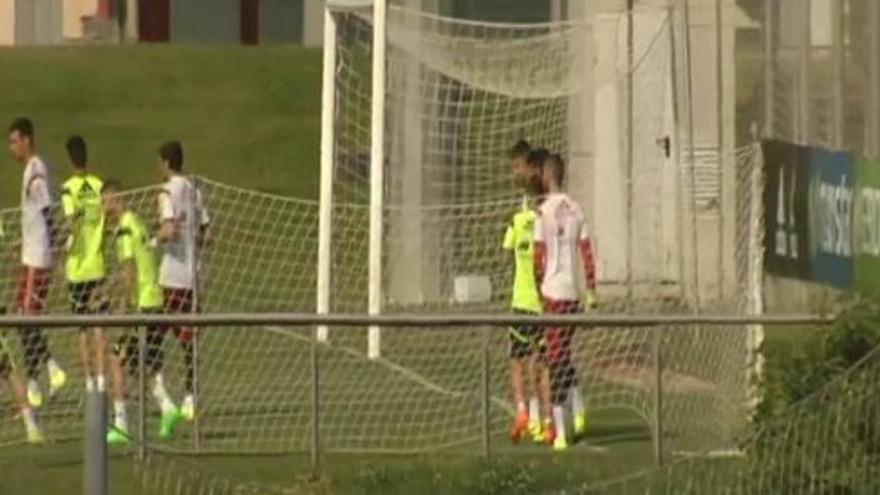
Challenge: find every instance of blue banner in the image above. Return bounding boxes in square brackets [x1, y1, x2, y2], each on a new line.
[809, 148, 855, 288]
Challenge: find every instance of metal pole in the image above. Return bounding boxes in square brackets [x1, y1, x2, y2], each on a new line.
[84, 390, 108, 495]
[191, 175, 201, 452]
[715, 0, 725, 301]
[367, 0, 388, 360]
[870, 0, 880, 155]
[667, 7, 687, 305]
[316, 7, 337, 343]
[310, 325, 320, 476]
[797, 0, 811, 144]
[481, 326, 491, 460]
[831, 0, 844, 149]
[763, 0, 775, 137]
[682, 0, 701, 310]
[137, 325, 146, 461]
[626, 0, 634, 302]
[652, 330, 663, 467]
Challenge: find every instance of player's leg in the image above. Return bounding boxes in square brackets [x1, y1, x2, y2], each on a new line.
[559, 301, 586, 437]
[158, 295, 186, 438]
[16, 268, 63, 407]
[107, 332, 133, 443]
[170, 289, 197, 421]
[0, 344, 43, 443]
[507, 322, 530, 443]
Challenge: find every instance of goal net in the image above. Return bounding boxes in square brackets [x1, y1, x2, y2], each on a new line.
[323, 1, 764, 454]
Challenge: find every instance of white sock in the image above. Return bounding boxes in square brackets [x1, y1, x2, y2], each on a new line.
[96, 375, 106, 393]
[21, 407, 38, 432]
[85, 375, 95, 392]
[152, 374, 176, 414]
[553, 405, 566, 442]
[570, 387, 585, 418]
[47, 359, 62, 375]
[182, 394, 194, 408]
[27, 379, 39, 394]
[114, 400, 128, 431]
[528, 397, 540, 424]
[516, 400, 527, 414]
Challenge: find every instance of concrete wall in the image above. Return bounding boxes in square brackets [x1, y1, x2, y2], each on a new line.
[63, 0, 97, 39]
[0, 0, 13, 45]
[170, 0, 238, 44]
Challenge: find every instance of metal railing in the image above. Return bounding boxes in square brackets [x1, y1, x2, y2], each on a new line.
[4, 312, 833, 495]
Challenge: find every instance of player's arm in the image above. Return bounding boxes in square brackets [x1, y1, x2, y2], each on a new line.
[113, 228, 137, 312]
[578, 222, 597, 308]
[29, 175, 56, 249]
[196, 188, 211, 249]
[502, 221, 515, 252]
[533, 215, 546, 288]
[156, 189, 176, 245]
[59, 184, 76, 250]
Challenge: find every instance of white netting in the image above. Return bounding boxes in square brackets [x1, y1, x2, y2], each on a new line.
[326, 3, 764, 455]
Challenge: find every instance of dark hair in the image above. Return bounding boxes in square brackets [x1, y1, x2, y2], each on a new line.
[507, 139, 531, 160]
[545, 153, 566, 186]
[66, 135, 88, 168]
[159, 140, 184, 172]
[526, 148, 550, 169]
[9, 117, 34, 141]
[102, 178, 122, 194]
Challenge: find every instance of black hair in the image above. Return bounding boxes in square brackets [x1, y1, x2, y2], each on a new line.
[545, 153, 566, 186]
[507, 139, 531, 160]
[526, 148, 550, 169]
[66, 135, 88, 168]
[9, 117, 34, 141]
[102, 178, 122, 193]
[159, 140, 184, 172]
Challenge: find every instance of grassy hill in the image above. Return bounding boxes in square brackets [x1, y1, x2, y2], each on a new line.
[0, 45, 322, 207]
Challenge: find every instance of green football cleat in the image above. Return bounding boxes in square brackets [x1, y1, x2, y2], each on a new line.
[159, 409, 184, 439]
[529, 421, 543, 443]
[107, 428, 130, 445]
[27, 386, 43, 409]
[26, 428, 45, 445]
[574, 412, 587, 436]
[553, 436, 568, 452]
[48, 367, 67, 396]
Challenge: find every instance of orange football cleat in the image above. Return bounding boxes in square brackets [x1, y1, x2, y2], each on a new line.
[509, 410, 529, 444]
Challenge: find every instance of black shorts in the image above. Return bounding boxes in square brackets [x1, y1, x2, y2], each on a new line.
[68, 279, 106, 315]
[508, 309, 544, 359]
[113, 309, 165, 376]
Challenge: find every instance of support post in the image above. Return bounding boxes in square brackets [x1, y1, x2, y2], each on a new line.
[682, 0, 701, 309]
[715, 0, 725, 300]
[831, 0, 844, 149]
[652, 330, 664, 467]
[870, 0, 880, 155]
[368, 0, 387, 360]
[317, 8, 337, 343]
[310, 323, 321, 476]
[84, 390, 108, 495]
[626, 0, 634, 301]
[481, 326, 491, 460]
[191, 175, 201, 452]
[667, 8, 686, 304]
[763, 0, 775, 137]
[137, 325, 146, 461]
[797, 0, 811, 144]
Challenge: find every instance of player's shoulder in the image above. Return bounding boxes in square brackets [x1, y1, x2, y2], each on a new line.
[25, 156, 49, 177]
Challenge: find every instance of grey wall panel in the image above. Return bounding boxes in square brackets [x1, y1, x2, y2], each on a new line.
[259, 0, 301, 44]
[171, 0, 239, 44]
[34, 0, 62, 45]
[14, 0, 35, 44]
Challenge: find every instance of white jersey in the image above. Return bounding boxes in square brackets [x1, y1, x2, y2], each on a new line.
[21, 156, 54, 269]
[535, 192, 588, 301]
[158, 175, 210, 290]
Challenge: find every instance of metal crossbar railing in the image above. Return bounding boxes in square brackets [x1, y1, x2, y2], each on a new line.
[0, 313, 834, 328]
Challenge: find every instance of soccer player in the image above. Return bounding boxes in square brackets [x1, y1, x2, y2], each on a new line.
[534, 153, 597, 451]
[156, 141, 210, 421]
[102, 180, 184, 443]
[7, 117, 67, 408]
[504, 142, 553, 445]
[61, 136, 109, 394]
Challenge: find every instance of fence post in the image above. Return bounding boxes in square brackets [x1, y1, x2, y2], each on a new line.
[137, 325, 147, 461]
[481, 326, 491, 460]
[311, 327, 321, 476]
[84, 387, 108, 495]
[652, 329, 664, 467]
